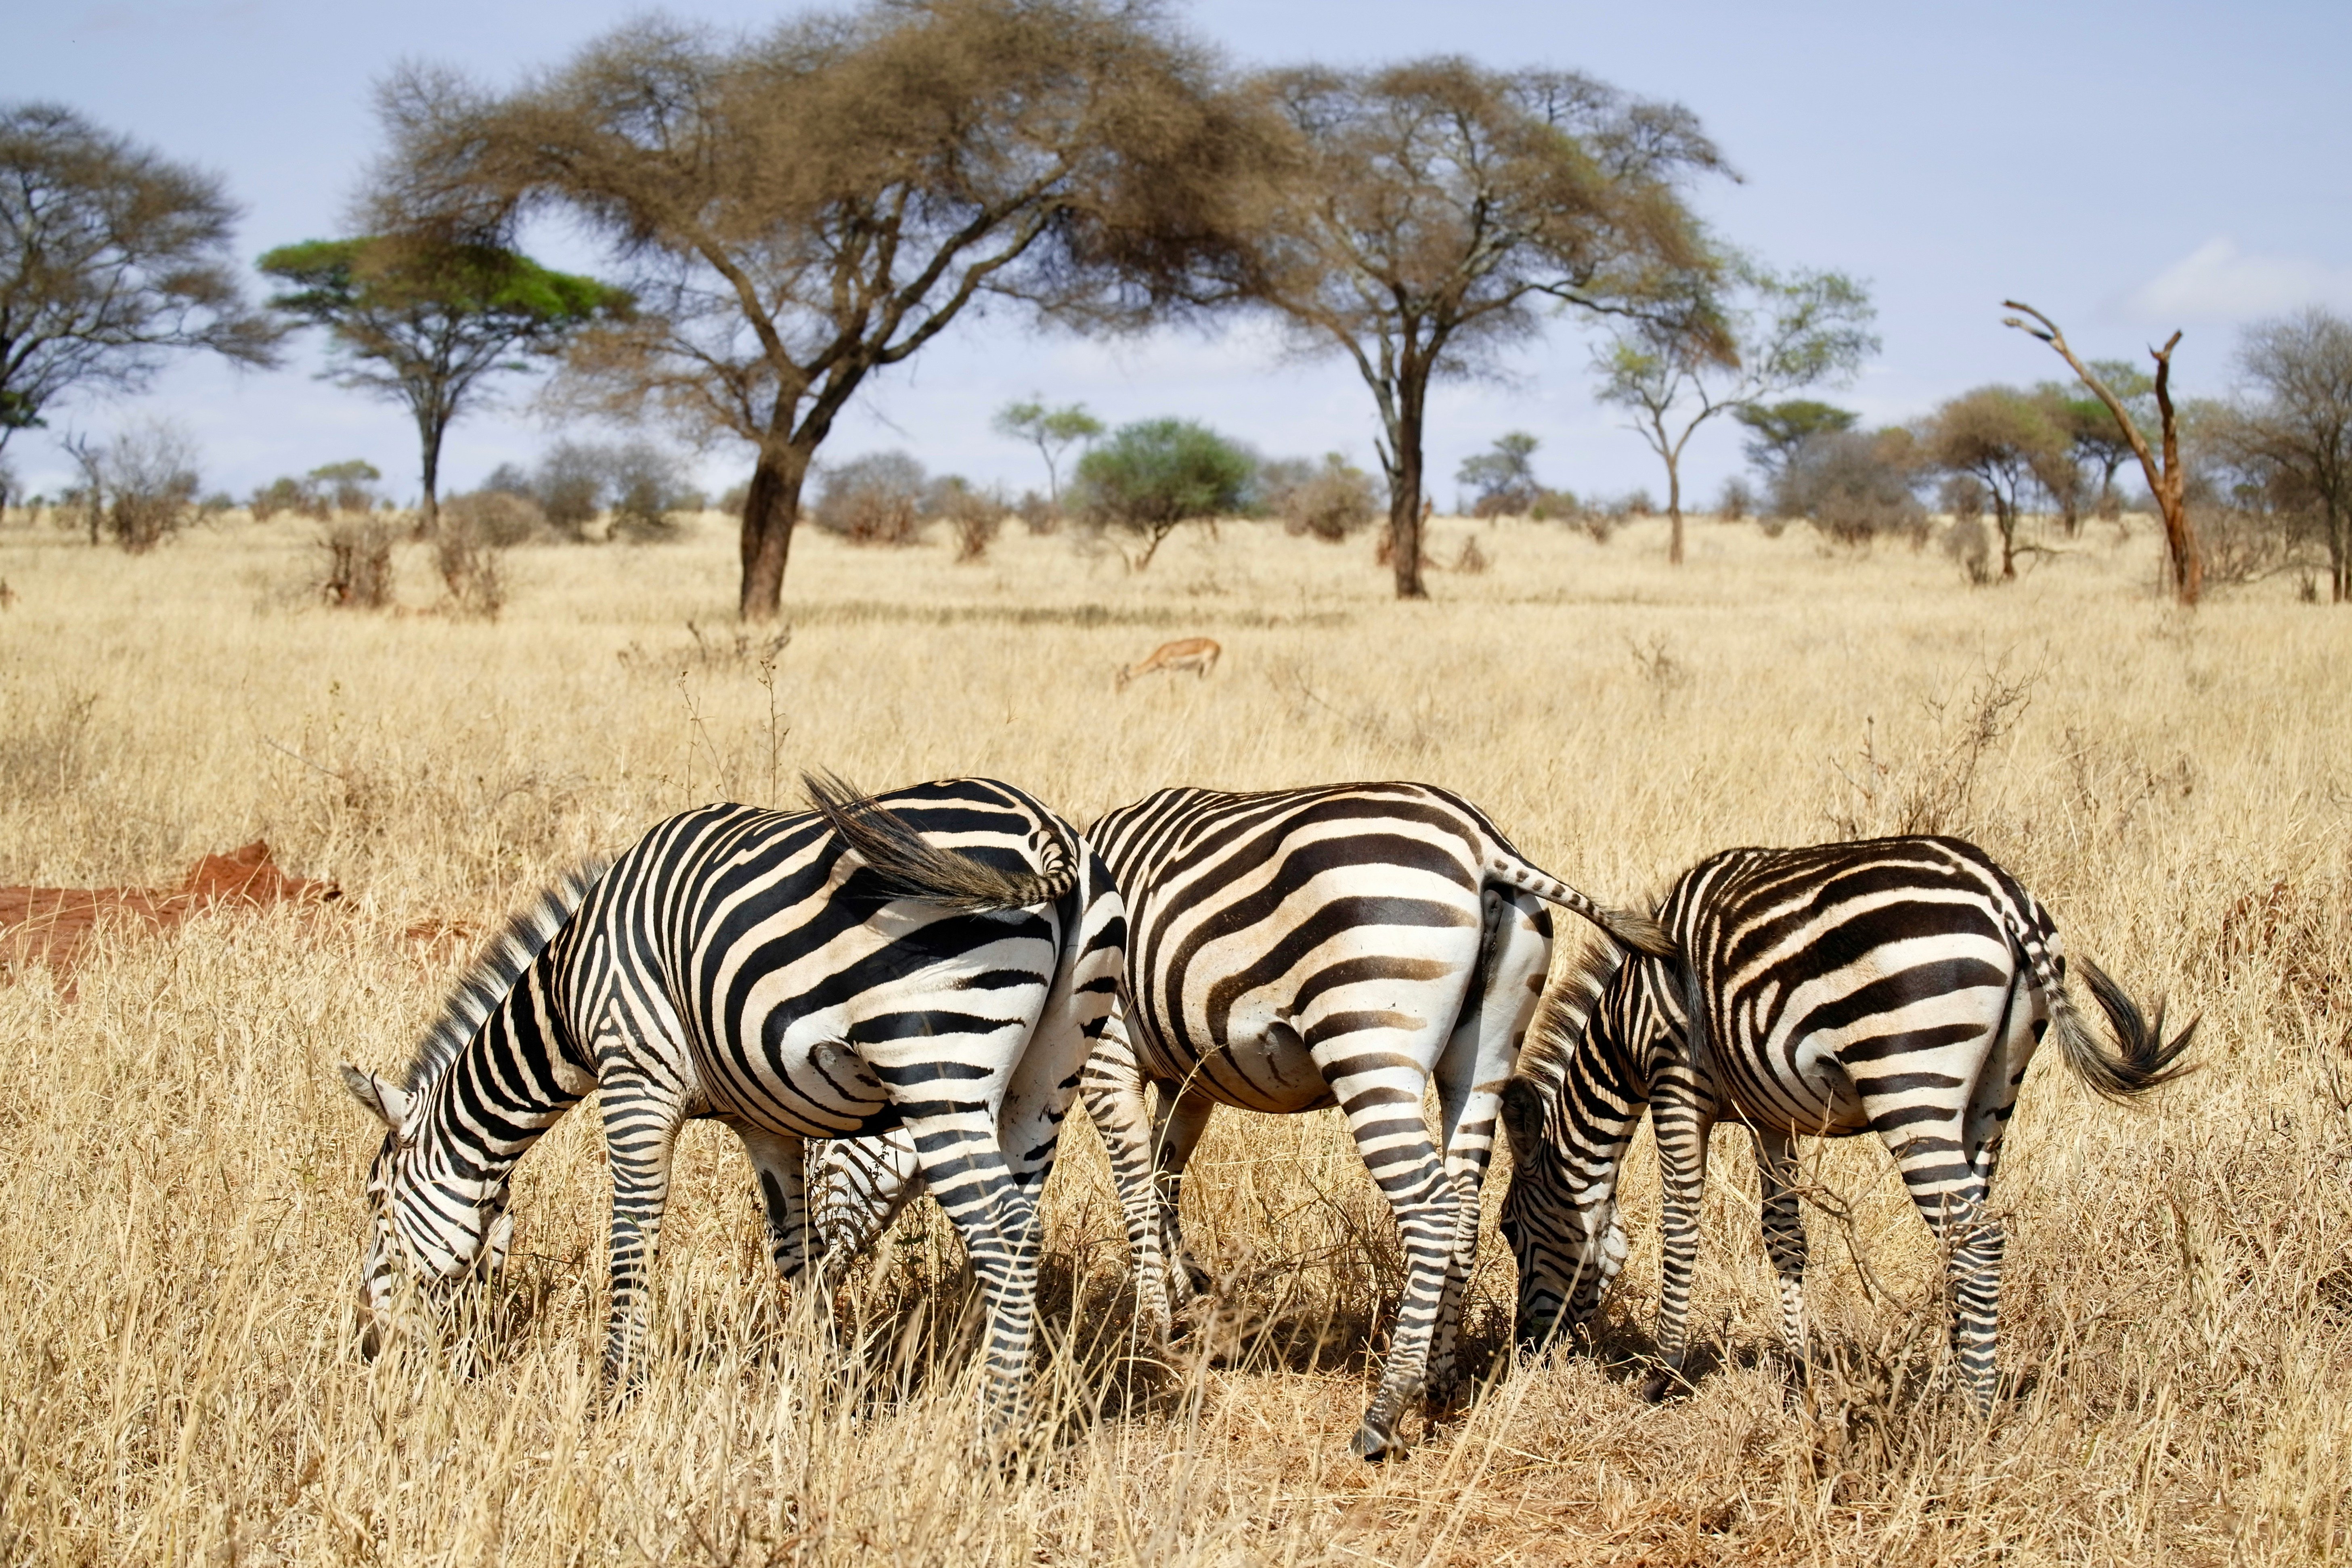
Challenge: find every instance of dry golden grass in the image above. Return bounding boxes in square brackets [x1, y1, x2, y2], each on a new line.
[1, 506, 2349, 1565]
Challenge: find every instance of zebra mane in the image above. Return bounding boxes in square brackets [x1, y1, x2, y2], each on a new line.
[402, 862, 607, 1093]
[1518, 938, 1630, 1082]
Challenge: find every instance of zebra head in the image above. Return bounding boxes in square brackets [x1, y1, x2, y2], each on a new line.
[1495, 942, 1658, 1352]
[340, 1064, 514, 1358]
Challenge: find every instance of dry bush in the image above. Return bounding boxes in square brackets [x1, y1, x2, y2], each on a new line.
[1, 512, 2350, 1564]
[319, 520, 395, 608]
[929, 477, 1006, 563]
[814, 452, 927, 546]
[1264, 455, 1380, 541]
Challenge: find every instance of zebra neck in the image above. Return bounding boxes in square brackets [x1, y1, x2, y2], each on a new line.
[415, 966, 594, 1180]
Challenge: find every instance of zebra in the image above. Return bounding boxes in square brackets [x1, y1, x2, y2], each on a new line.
[799, 782, 1669, 1459]
[338, 775, 1126, 1434]
[1496, 834, 2193, 1413]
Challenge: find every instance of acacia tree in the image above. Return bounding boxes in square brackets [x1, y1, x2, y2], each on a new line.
[1226, 60, 1723, 598]
[1593, 259, 1876, 563]
[382, 1, 1256, 618]
[0, 102, 278, 455]
[1733, 398, 1857, 484]
[993, 396, 1102, 507]
[2004, 302, 2200, 605]
[1923, 386, 2068, 581]
[260, 236, 629, 530]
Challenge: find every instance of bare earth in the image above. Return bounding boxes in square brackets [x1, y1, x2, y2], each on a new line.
[0, 507, 2345, 1565]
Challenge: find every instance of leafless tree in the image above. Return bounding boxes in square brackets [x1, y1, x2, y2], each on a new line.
[378, 1, 1258, 618]
[1222, 60, 1723, 597]
[2217, 308, 2352, 602]
[2004, 301, 2201, 605]
[0, 103, 279, 455]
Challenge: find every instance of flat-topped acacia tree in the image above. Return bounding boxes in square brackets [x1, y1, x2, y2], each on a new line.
[260, 236, 629, 531]
[379, 0, 1258, 618]
[1218, 60, 1726, 598]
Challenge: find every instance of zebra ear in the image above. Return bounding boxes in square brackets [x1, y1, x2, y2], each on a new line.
[340, 1064, 413, 1132]
[1498, 1076, 1546, 1163]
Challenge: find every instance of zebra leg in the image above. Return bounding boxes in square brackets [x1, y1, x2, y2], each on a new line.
[600, 1079, 686, 1390]
[1641, 1077, 1717, 1403]
[1425, 888, 1551, 1412]
[1752, 1126, 1810, 1400]
[1148, 1084, 1217, 1305]
[897, 1111, 1042, 1437]
[807, 1131, 924, 1267]
[733, 1124, 815, 1283]
[1079, 1007, 1184, 1340]
[998, 853, 1128, 1209]
[1308, 1034, 1457, 1462]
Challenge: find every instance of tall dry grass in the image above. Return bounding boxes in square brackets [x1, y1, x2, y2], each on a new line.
[0, 507, 2348, 1564]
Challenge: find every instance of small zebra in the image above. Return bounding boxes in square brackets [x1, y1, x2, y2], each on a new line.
[1497, 834, 2192, 1413]
[339, 776, 1124, 1432]
[1083, 782, 1671, 1460]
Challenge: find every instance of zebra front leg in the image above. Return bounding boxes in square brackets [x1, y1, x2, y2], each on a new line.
[1641, 1086, 1716, 1403]
[1752, 1126, 1811, 1403]
[732, 1124, 815, 1284]
[600, 1084, 684, 1391]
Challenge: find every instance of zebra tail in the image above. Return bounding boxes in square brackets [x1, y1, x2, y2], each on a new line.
[2007, 913, 2197, 1104]
[1483, 847, 1677, 959]
[803, 771, 1077, 912]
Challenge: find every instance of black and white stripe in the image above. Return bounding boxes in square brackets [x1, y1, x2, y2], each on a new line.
[340, 775, 1125, 1431]
[1498, 834, 2191, 1412]
[1080, 782, 1669, 1460]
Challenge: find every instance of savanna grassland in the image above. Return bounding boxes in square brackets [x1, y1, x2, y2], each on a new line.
[2, 506, 2349, 1566]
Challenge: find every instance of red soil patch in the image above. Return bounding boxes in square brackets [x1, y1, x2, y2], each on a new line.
[0, 841, 340, 994]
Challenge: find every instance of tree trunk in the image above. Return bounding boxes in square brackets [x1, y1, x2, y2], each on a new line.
[739, 447, 810, 621]
[1388, 392, 1428, 600]
[418, 410, 445, 535]
[1666, 455, 1685, 566]
[2333, 506, 2348, 604]
[1997, 494, 2018, 581]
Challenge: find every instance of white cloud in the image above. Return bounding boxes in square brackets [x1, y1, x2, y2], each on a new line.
[2128, 237, 2352, 324]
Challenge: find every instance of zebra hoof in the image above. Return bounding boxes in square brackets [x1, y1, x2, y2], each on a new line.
[1638, 1367, 1684, 1404]
[1349, 1421, 1402, 1463]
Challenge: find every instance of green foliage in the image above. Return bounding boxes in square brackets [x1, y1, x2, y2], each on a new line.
[1075, 419, 1255, 568]
[994, 396, 1104, 505]
[1736, 399, 1861, 476]
[1457, 433, 1542, 516]
[259, 235, 629, 517]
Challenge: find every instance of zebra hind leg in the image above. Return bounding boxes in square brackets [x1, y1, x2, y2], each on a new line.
[1753, 1127, 1811, 1406]
[1079, 1034, 1183, 1341]
[1639, 1089, 1717, 1404]
[599, 1082, 685, 1394]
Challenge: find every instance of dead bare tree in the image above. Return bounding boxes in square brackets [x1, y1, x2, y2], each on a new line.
[2004, 301, 2201, 606]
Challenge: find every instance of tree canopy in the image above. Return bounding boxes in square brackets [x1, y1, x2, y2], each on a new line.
[1221, 58, 1725, 597]
[1074, 417, 1254, 568]
[1593, 258, 1876, 561]
[260, 235, 629, 526]
[377, 0, 1262, 617]
[0, 101, 279, 454]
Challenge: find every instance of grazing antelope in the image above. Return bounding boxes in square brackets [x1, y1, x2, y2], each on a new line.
[1116, 637, 1220, 691]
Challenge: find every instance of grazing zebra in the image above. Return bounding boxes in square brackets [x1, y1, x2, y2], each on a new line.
[1088, 782, 1671, 1462]
[1497, 834, 2193, 1413]
[338, 776, 1125, 1433]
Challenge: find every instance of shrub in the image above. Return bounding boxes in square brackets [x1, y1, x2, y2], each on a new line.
[320, 520, 395, 608]
[1014, 489, 1059, 535]
[535, 442, 606, 541]
[1530, 488, 1583, 523]
[98, 422, 202, 553]
[1717, 476, 1754, 521]
[440, 488, 545, 548]
[1074, 418, 1255, 569]
[1941, 516, 1993, 585]
[250, 475, 328, 522]
[1776, 429, 1926, 546]
[602, 441, 696, 541]
[433, 509, 508, 619]
[1263, 453, 1379, 541]
[927, 475, 1006, 562]
[813, 451, 927, 545]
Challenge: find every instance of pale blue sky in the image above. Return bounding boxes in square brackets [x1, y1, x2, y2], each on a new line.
[8, 0, 2350, 508]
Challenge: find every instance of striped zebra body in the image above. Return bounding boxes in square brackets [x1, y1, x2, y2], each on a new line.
[1498, 835, 2191, 1412]
[1080, 782, 1671, 1461]
[340, 777, 1125, 1431]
